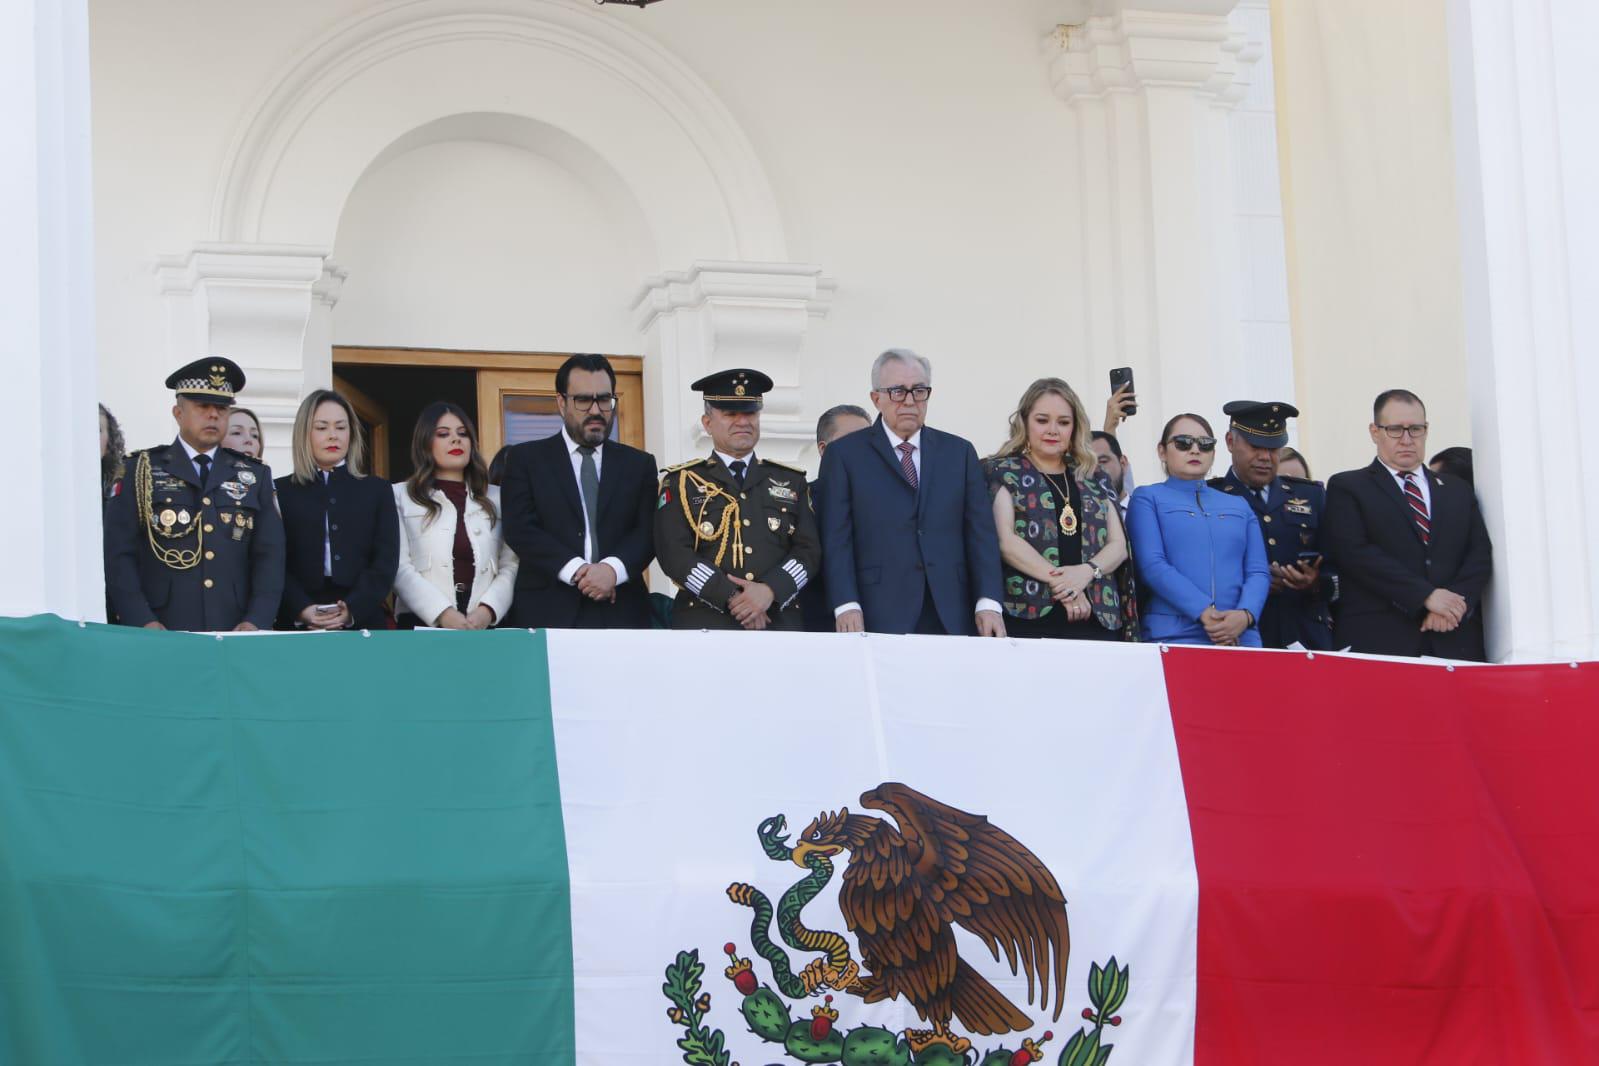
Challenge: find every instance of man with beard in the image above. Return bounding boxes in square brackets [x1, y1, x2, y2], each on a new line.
[501, 354, 658, 628]
[1208, 400, 1335, 650]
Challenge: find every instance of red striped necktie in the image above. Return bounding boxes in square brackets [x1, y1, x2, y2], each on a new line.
[898, 441, 919, 488]
[1401, 470, 1430, 544]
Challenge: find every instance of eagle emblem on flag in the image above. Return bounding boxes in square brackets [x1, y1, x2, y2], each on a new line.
[663, 782, 1133, 1066]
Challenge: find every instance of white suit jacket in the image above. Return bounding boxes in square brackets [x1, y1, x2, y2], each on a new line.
[392, 482, 519, 624]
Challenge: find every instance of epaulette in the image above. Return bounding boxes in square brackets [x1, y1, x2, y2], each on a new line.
[1279, 473, 1317, 485]
[761, 458, 809, 476]
[1209, 478, 1236, 492]
[219, 445, 266, 466]
[661, 457, 710, 475]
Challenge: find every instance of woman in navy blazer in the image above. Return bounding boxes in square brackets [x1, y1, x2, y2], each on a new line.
[1127, 413, 1269, 646]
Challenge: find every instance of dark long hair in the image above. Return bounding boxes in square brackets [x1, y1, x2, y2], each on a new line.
[99, 403, 126, 499]
[405, 402, 496, 527]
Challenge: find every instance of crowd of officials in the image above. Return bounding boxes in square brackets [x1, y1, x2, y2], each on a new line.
[99, 349, 1493, 660]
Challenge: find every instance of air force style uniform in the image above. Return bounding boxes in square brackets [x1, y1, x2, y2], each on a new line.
[103, 358, 286, 631]
[1209, 400, 1335, 651]
[654, 369, 821, 631]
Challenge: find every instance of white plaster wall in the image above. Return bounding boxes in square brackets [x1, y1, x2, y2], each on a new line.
[333, 137, 651, 354]
[90, 0, 1090, 467]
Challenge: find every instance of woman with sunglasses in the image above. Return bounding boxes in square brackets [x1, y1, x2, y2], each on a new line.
[1126, 413, 1269, 647]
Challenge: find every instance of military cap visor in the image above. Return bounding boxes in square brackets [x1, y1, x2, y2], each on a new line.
[166, 357, 245, 406]
[1223, 399, 1298, 449]
[693, 368, 773, 412]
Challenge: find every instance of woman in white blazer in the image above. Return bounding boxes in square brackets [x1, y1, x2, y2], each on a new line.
[392, 402, 518, 628]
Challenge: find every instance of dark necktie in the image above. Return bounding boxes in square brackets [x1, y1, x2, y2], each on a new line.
[1401, 471, 1431, 544]
[897, 442, 918, 488]
[194, 452, 211, 485]
[1255, 486, 1268, 509]
[577, 446, 601, 561]
[730, 459, 747, 489]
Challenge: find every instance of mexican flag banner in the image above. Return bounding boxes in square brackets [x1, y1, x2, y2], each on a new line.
[1, 616, 1595, 1064]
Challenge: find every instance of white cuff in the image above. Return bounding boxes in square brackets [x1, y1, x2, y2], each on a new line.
[834, 601, 862, 618]
[976, 598, 1003, 616]
[557, 557, 584, 585]
[600, 556, 629, 585]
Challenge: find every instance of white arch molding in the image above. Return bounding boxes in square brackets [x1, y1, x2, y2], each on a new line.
[157, 0, 833, 470]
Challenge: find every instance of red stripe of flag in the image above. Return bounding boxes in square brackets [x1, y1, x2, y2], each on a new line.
[1164, 649, 1599, 1064]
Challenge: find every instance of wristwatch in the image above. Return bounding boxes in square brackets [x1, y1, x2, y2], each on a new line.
[1089, 562, 1104, 581]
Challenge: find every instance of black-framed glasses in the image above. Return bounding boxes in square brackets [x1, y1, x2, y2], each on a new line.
[880, 385, 932, 403]
[1376, 422, 1428, 439]
[1166, 435, 1217, 453]
[563, 392, 617, 412]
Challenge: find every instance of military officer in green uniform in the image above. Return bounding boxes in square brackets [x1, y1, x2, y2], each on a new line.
[103, 357, 285, 631]
[655, 369, 821, 631]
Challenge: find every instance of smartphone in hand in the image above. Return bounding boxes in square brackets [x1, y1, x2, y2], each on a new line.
[1109, 367, 1137, 417]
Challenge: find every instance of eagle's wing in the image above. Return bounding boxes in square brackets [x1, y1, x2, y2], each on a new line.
[861, 782, 1070, 1023]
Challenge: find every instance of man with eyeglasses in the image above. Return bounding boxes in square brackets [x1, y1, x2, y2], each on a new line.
[654, 369, 821, 631]
[1322, 389, 1493, 660]
[817, 348, 1005, 637]
[1208, 400, 1336, 651]
[500, 353, 659, 629]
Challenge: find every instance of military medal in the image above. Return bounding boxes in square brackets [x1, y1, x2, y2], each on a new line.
[222, 481, 248, 502]
[233, 524, 245, 541]
[237, 470, 256, 486]
[176, 509, 191, 525]
[220, 512, 233, 524]
[159, 508, 177, 529]
[700, 521, 715, 536]
[769, 516, 782, 532]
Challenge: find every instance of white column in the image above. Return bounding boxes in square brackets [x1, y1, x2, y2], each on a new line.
[633, 261, 835, 469]
[154, 244, 346, 477]
[1044, 0, 1293, 464]
[1448, 0, 1599, 661]
[0, 0, 101, 622]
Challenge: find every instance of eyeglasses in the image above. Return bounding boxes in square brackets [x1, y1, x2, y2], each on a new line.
[564, 393, 617, 412]
[1166, 435, 1217, 453]
[1376, 423, 1428, 439]
[879, 385, 932, 403]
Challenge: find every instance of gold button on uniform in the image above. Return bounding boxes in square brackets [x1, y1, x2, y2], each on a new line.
[204, 551, 215, 561]
[742, 519, 750, 527]
[744, 547, 754, 555]
[745, 573, 755, 580]
[203, 578, 214, 589]
[1268, 538, 1277, 546]
[1262, 516, 1272, 524]
[204, 524, 214, 533]
[201, 497, 211, 506]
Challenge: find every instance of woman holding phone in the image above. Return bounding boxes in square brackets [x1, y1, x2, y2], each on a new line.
[391, 402, 518, 629]
[1126, 412, 1269, 646]
[274, 389, 398, 630]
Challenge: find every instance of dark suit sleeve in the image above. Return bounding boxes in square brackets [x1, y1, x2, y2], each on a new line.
[502, 443, 580, 579]
[961, 440, 1004, 606]
[1321, 473, 1434, 616]
[244, 474, 286, 630]
[103, 465, 155, 626]
[818, 444, 858, 612]
[760, 480, 821, 608]
[276, 483, 314, 621]
[346, 480, 399, 625]
[612, 451, 657, 583]
[1445, 489, 1494, 610]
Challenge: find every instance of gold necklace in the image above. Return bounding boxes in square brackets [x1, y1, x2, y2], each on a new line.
[1032, 461, 1078, 537]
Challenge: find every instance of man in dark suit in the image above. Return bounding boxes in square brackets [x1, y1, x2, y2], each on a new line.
[818, 349, 1005, 636]
[501, 354, 658, 629]
[1322, 389, 1493, 660]
[801, 403, 870, 632]
[1209, 400, 1336, 651]
[104, 357, 284, 631]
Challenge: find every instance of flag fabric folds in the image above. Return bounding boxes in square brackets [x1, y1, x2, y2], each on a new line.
[0, 615, 1594, 1064]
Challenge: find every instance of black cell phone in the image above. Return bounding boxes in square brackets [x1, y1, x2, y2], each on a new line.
[1296, 552, 1323, 566]
[1109, 367, 1137, 417]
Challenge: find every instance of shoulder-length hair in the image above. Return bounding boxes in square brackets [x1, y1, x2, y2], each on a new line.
[290, 389, 367, 483]
[405, 401, 497, 528]
[99, 403, 126, 498]
[992, 378, 1097, 481]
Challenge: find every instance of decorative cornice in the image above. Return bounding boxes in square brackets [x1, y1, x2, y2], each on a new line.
[1043, 10, 1256, 105]
[153, 244, 332, 295]
[631, 261, 835, 333]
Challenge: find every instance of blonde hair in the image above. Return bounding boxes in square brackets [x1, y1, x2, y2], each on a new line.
[993, 378, 1097, 481]
[290, 389, 367, 483]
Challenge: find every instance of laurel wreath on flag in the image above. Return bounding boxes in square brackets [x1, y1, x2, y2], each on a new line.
[662, 947, 1132, 1066]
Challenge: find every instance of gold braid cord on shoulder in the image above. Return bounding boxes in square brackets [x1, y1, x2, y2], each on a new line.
[135, 451, 204, 570]
[676, 467, 743, 568]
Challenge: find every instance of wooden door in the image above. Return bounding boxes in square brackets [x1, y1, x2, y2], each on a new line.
[476, 367, 645, 461]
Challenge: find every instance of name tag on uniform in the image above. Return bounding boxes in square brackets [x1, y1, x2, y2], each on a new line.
[1285, 498, 1312, 515]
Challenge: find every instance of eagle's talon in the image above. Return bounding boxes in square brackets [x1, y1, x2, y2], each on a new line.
[823, 960, 861, 992]
[798, 958, 830, 995]
[904, 1028, 972, 1056]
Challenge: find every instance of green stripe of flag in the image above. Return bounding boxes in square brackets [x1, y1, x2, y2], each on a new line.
[0, 616, 573, 1065]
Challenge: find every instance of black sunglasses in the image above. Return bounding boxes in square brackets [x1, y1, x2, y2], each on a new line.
[1166, 435, 1217, 453]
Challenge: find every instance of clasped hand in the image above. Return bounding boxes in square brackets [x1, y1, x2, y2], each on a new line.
[1421, 587, 1467, 633]
[726, 576, 774, 630]
[1200, 605, 1249, 646]
[1047, 565, 1094, 622]
[573, 562, 618, 602]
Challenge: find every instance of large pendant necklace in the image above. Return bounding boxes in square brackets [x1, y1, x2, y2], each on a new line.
[1039, 468, 1079, 537]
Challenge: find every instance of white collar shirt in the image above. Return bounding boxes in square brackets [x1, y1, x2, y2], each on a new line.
[1380, 459, 1432, 515]
[177, 437, 219, 482]
[881, 422, 923, 481]
[556, 432, 629, 587]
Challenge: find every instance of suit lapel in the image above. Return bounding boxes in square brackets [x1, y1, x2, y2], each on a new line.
[548, 432, 585, 522]
[1367, 459, 1426, 545]
[914, 429, 934, 520]
[595, 442, 624, 524]
[1225, 469, 1266, 516]
[167, 439, 201, 489]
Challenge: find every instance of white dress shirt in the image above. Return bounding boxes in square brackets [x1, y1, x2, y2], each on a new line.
[1380, 459, 1433, 515]
[556, 432, 629, 587]
[177, 437, 219, 483]
[834, 423, 1002, 622]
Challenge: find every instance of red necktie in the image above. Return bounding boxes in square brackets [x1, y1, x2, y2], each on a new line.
[1401, 471, 1430, 544]
[897, 442, 918, 488]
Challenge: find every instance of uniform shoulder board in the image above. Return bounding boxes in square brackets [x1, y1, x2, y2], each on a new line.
[1207, 477, 1234, 492]
[660, 457, 709, 475]
[1279, 474, 1317, 485]
[762, 459, 809, 476]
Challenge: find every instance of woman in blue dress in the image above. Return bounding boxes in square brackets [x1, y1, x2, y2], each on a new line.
[1127, 413, 1269, 646]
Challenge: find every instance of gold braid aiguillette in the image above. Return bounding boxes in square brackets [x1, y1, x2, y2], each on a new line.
[135, 451, 204, 570]
[677, 467, 743, 568]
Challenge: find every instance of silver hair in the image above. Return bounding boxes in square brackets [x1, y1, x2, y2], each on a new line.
[870, 348, 932, 390]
